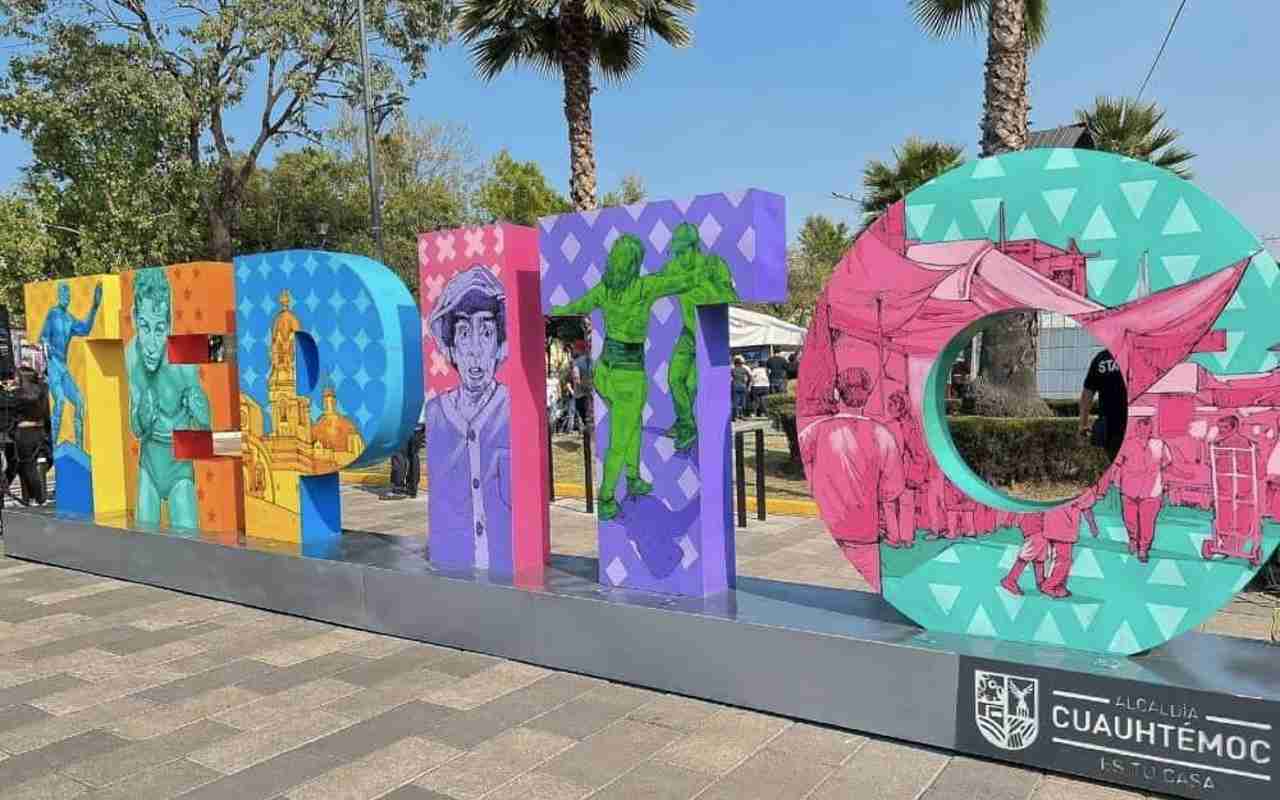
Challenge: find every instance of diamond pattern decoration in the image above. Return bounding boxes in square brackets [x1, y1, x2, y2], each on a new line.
[464, 228, 485, 257]
[560, 233, 581, 263]
[436, 233, 456, 261]
[582, 262, 602, 289]
[304, 290, 321, 314]
[258, 293, 275, 315]
[549, 285, 570, 307]
[649, 220, 672, 253]
[605, 557, 628, 586]
[353, 366, 371, 389]
[327, 288, 346, 314]
[353, 329, 371, 351]
[677, 536, 699, 569]
[327, 328, 346, 351]
[652, 297, 676, 325]
[653, 436, 675, 462]
[353, 292, 371, 315]
[354, 402, 373, 428]
[698, 214, 722, 247]
[677, 465, 700, 500]
[241, 365, 259, 388]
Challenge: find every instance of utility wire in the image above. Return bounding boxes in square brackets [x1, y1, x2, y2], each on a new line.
[1136, 0, 1190, 102]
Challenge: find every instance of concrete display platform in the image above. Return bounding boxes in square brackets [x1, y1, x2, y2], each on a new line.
[5, 506, 1278, 799]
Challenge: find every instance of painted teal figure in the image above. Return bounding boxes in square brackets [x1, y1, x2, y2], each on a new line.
[663, 223, 739, 451]
[39, 282, 103, 448]
[126, 268, 210, 529]
[550, 234, 705, 521]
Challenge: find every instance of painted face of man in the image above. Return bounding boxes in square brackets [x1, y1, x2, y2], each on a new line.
[451, 310, 499, 395]
[58, 284, 71, 308]
[136, 297, 169, 373]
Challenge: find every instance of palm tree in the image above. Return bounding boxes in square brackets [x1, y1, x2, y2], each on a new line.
[458, 1, 695, 211]
[911, 0, 1051, 414]
[861, 137, 965, 225]
[910, 0, 1049, 155]
[1075, 96, 1194, 178]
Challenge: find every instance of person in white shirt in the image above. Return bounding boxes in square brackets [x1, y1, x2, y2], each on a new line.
[749, 362, 770, 417]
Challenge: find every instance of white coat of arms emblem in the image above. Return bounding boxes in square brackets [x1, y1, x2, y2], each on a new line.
[974, 670, 1039, 751]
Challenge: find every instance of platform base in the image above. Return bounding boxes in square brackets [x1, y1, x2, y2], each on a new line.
[4, 507, 1277, 799]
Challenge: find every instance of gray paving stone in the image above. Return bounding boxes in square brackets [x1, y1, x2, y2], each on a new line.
[527, 686, 656, 740]
[0, 673, 87, 708]
[14, 625, 140, 661]
[809, 740, 949, 800]
[53, 586, 169, 618]
[540, 720, 679, 789]
[233, 652, 369, 695]
[299, 700, 455, 763]
[0, 703, 54, 734]
[922, 756, 1042, 800]
[589, 760, 713, 800]
[100, 623, 224, 656]
[0, 772, 93, 800]
[0, 600, 76, 624]
[695, 743, 837, 800]
[138, 658, 280, 704]
[1029, 776, 1146, 799]
[331, 644, 454, 688]
[430, 650, 502, 678]
[382, 785, 457, 800]
[83, 758, 223, 800]
[173, 750, 339, 800]
[419, 674, 598, 750]
[63, 719, 238, 787]
[0, 729, 131, 788]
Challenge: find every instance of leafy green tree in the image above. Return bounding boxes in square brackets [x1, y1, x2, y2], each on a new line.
[458, 0, 695, 210]
[2, 0, 454, 260]
[600, 174, 646, 207]
[0, 193, 55, 314]
[474, 149, 573, 226]
[0, 26, 205, 278]
[860, 138, 965, 225]
[749, 215, 853, 327]
[911, 0, 1051, 413]
[1075, 96, 1194, 179]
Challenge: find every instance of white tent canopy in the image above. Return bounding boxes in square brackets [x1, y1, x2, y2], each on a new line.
[729, 307, 805, 349]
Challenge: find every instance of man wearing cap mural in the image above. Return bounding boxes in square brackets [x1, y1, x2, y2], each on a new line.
[425, 266, 513, 571]
[663, 223, 739, 452]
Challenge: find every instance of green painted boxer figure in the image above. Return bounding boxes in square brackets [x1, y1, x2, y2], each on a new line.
[126, 268, 211, 529]
[662, 223, 739, 452]
[550, 234, 704, 521]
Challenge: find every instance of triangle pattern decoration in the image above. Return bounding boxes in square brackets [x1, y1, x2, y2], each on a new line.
[1161, 255, 1201, 284]
[906, 204, 935, 239]
[971, 158, 1006, 179]
[1146, 603, 1189, 640]
[1080, 206, 1117, 241]
[1119, 179, 1157, 220]
[971, 198, 1002, 235]
[1034, 612, 1066, 646]
[1044, 148, 1080, 170]
[1042, 188, 1076, 225]
[1109, 621, 1141, 654]
[930, 583, 962, 615]
[1009, 212, 1037, 241]
[1086, 259, 1118, 299]
[1162, 197, 1202, 235]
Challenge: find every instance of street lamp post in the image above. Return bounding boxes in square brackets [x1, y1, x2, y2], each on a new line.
[355, 0, 385, 264]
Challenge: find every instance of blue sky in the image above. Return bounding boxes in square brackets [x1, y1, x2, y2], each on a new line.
[2, 1, 1277, 245]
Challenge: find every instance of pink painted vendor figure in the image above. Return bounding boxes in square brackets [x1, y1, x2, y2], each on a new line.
[1113, 414, 1190, 563]
[800, 367, 905, 590]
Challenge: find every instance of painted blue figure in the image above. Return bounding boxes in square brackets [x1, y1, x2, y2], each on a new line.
[39, 282, 103, 448]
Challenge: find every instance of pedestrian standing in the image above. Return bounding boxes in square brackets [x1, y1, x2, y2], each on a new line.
[571, 340, 593, 432]
[766, 350, 789, 395]
[731, 356, 750, 420]
[749, 361, 770, 417]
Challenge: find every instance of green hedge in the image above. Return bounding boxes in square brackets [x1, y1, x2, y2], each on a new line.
[1045, 398, 1080, 418]
[947, 415, 1109, 486]
[764, 393, 1107, 484]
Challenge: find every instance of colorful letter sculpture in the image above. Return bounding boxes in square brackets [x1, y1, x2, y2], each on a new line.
[541, 190, 785, 596]
[419, 224, 550, 578]
[122, 264, 243, 533]
[234, 250, 423, 543]
[23, 276, 123, 518]
[799, 149, 1280, 654]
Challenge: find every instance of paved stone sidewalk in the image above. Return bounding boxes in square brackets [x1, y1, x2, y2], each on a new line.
[0, 489, 1271, 798]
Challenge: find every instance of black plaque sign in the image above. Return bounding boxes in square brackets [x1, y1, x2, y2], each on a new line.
[957, 656, 1278, 799]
